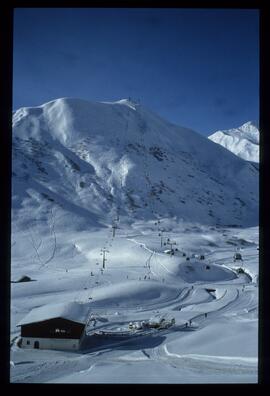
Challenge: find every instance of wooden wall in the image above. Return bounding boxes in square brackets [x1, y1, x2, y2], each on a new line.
[21, 318, 85, 339]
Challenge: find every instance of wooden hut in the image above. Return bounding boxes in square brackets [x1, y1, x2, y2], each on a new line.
[17, 302, 90, 351]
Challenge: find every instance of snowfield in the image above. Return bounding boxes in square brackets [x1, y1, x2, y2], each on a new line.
[10, 222, 258, 384]
[10, 98, 258, 383]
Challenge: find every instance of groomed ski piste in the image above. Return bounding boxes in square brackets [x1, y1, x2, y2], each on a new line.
[10, 98, 258, 383]
[10, 220, 258, 383]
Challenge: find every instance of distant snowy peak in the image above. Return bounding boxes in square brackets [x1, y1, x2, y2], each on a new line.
[208, 121, 259, 163]
[239, 121, 259, 139]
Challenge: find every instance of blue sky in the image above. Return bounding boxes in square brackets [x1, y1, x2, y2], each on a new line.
[13, 8, 259, 136]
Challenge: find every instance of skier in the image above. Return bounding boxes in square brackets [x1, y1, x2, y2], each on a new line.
[205, 313, 207, 318]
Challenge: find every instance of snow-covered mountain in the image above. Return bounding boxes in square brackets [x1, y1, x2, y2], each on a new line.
[208, 121, 259, 163]
[11, 98, 259, 384]
[12, 98, 258, 229]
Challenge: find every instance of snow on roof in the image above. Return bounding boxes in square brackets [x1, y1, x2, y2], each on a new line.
[17, 302, 90, 326]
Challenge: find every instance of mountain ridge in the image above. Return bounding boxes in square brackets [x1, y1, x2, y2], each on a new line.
[208, 121, 259, 163]
[12, 98, 259, 229]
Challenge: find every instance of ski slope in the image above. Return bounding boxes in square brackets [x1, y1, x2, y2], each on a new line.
[10, 222, 258, 383]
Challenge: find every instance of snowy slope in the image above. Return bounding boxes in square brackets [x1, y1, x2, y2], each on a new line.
[208, 121, 259, 163]
[12, 98, 258, 230]
[10, 223, 258, 384]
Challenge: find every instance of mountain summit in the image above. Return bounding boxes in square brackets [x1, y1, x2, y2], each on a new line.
[208, 121, 259, 163]
[12, 98, 258, 228]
